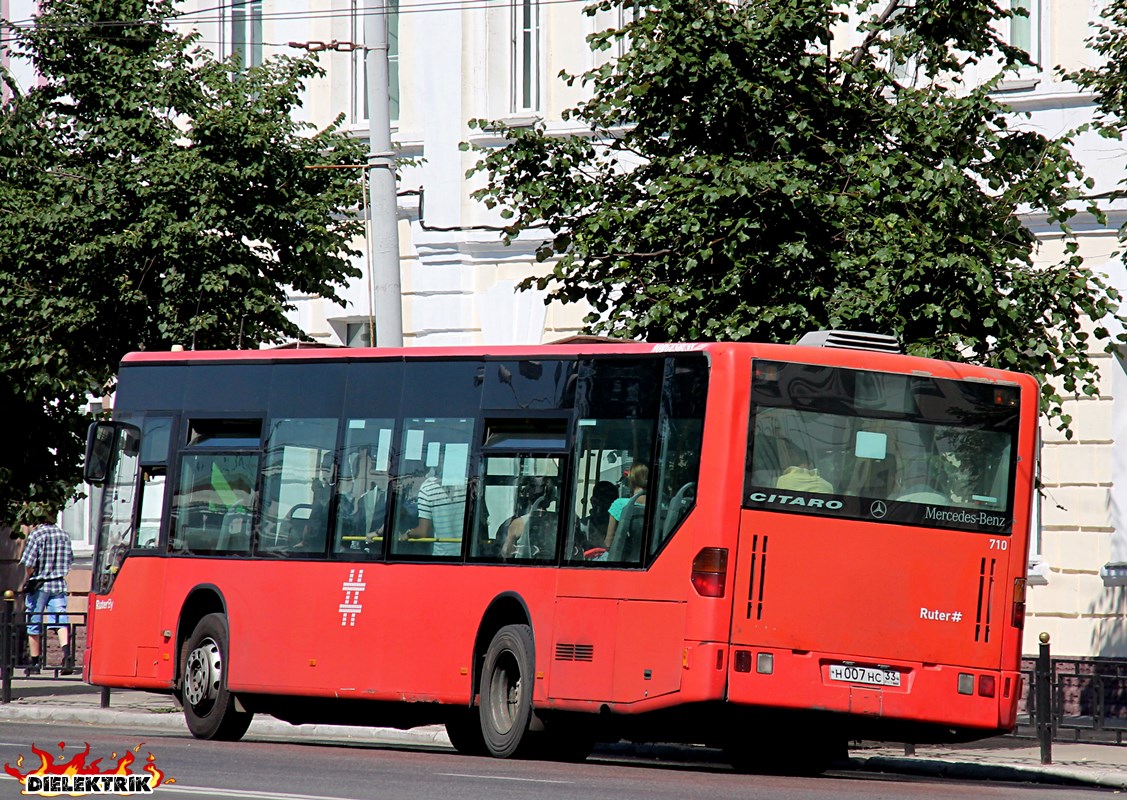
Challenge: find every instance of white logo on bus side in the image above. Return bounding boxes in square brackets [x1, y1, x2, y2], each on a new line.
[747, 492, 844, 510]
[920, 607, 963, 622]
[339, 568, 366, 627]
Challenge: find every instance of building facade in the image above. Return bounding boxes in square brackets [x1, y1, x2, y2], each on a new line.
[969, 0, 1127, 659]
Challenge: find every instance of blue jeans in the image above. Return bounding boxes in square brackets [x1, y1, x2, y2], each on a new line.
[25, 590, 68, 635]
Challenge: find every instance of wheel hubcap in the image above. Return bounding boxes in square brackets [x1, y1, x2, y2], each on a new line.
[184, 636, 222, 710]
[489, 651, 521, 735]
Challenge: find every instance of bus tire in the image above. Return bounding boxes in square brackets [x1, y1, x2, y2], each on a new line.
[180, 613, 253, 741]
[479, 624, 535, 758]
[445, 708, 488, 756]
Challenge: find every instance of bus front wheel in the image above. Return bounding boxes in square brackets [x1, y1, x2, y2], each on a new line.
[180, 613, 253, 741]
[479, 624, 535, 758]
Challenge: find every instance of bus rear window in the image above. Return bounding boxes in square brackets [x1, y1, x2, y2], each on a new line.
[744, 361, 1020, 534]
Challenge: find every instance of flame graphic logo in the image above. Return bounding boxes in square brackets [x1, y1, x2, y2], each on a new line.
[4, 741, 176, 796]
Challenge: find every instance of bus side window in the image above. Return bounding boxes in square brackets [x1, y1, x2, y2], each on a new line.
[169, 452, 258, 556]
[390, 418, 474, 559]
[130, 415, 175, 550]
[471, 456, 518, 560]
[133, 468, 165, 549]
[256, 418, 337, 558]
[651, 356, 707, 554]
[474, 456, 561, 563]
[333, 420, 395, 558]
[566, 426, 653, 566]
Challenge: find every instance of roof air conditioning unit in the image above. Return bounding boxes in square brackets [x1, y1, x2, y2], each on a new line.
[796, 330, 902, 353]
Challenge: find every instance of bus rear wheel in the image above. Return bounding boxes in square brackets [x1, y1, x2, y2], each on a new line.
[180, 613, 253, 741]
[479, 624, 535, 758]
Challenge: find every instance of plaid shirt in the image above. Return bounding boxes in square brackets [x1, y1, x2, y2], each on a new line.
[19, 523, 73, 594]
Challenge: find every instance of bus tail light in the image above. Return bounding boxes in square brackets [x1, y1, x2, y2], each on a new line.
[1012, 578, 1027, 628]
[691, 548, 728, 597]
[978, 675, 996, 698]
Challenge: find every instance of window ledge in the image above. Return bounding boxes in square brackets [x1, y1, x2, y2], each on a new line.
[1027, 559, 1050, 585]
[1101, 563, 1127, 586]
[496, 113, 543, 129]
[993, 77, 1041, 94]
[465, 115, 545, 147]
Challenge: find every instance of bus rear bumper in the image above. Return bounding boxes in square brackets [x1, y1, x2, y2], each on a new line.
[725, 646, 1021, 735]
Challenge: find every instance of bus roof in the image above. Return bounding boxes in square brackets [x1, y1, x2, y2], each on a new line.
[119, 341, 1033, 386]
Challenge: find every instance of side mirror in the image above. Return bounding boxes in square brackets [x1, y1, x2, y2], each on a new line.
[83, 422, 117, 485]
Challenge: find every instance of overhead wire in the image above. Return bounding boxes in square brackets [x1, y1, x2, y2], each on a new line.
[0, 0, 605, 54]
[0, 0, 622, 76]
[1, 0, 594, 33]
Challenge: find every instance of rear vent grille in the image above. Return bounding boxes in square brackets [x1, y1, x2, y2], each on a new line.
[975, 558, 997, 643]
[555, 643, 594, 662]
[746, 534, 769, 620]
[796, 330, 902, 353]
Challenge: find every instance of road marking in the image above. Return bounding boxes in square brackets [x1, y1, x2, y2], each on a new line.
[160, 786, 356, 800]
[0, 771, 575, 795]
[3, 773, 351, 800]
[438, 773, 574, 784]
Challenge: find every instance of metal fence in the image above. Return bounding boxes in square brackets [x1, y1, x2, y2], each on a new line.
[0, 589, 88, 702]
[1012, 640, 1127, 748]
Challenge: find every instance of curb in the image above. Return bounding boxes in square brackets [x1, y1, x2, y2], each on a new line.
[857, 755, 1127, 790]
[0, 703, 453, 748]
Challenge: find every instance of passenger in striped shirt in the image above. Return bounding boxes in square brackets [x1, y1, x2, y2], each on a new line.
[401, 473, 467, 557]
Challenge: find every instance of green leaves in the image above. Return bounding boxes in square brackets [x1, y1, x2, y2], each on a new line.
[0, 0, 365, 523]
[470, 0, 1124, 437]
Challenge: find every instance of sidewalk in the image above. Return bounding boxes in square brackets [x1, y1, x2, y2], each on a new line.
[1, 679, 1125, 788]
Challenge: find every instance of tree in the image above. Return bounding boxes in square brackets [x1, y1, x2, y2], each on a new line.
[468, 0, 1124, 433]
[1071, 2, 1127, 246]
[0, 0, 367, 523]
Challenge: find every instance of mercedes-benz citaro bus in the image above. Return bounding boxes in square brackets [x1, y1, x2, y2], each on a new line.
[81, 332, 1037, 772]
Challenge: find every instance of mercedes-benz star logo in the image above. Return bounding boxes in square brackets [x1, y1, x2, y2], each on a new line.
[870, 500, 888, 519]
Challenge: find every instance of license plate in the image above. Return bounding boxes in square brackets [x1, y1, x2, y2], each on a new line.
[829, 664, 901, 687]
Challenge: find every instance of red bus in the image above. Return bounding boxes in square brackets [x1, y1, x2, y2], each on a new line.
[82, 334, 1037, 770]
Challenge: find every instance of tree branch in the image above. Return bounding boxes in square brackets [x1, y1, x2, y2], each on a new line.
[844, 0, 904, 90]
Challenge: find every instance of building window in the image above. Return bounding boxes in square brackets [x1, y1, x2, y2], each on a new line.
[60, 495, 94, 553]
[1009, 0, 1040, 66]
[511, 0, 541, 113]
[345, 322, 372, 348]
[885, 23, 919, 86]
[589, 2, 641, 70]
[352, 0, 399, 124]
[230, 0, 263, 69]
[615, 1, 640, 59]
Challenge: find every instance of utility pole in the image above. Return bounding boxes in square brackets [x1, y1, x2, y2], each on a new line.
[365, 0, 403, 347]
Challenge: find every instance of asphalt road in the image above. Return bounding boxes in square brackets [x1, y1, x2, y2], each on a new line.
[0, 721, 1113, 800]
